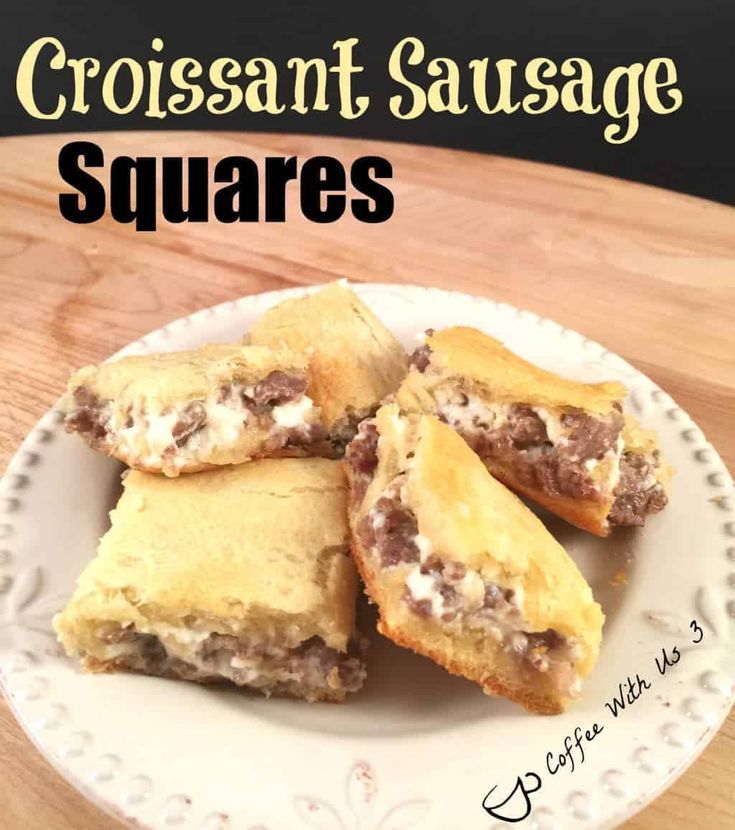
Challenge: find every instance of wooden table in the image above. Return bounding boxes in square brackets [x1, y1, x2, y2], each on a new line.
[0, 131, 733, 830]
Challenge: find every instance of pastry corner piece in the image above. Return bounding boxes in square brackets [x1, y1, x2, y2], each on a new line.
[400, 326, 670, 536]
[248, 281, 408, 452]
[344, 404, 604, 714]
[54, 458, 366, 702]
[61, 343, 326, 476]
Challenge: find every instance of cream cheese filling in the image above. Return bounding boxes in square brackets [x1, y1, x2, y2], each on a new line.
[93, 623, 212, 664]
[93, 624, 341, 691]
[99, 386, 314, 470]
[435, 390, 513, 432]
[405, 568, 446, 616]
[533, 406, 569, 445]
[395, 529, 581, 691]
[435, 389, 570, 443]
[271, 395, 315, 428]
[603, 436, 624, 493]
[434, 389, 625, 498]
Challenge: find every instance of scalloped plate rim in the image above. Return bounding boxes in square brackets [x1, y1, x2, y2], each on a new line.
[0, 282, 733, 830]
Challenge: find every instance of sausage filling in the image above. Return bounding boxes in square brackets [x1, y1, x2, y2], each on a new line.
[409, 343, 667, 526]
[91, 623, 366, 701]
[344, 420, 380, 506]
[608, 449, 668, 526]
[328, 407, 376, 458]
[64, 371, 324, 474]
[355, 475, 581, 698]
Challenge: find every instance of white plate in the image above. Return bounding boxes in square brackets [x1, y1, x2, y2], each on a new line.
[1, 284, 733, 830]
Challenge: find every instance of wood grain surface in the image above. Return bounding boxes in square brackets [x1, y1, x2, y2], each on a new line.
[0, 131, 733, 830]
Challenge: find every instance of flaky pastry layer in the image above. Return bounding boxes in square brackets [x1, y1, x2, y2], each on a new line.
[345, 407, 604, 713]
[248, 282, 407, 432]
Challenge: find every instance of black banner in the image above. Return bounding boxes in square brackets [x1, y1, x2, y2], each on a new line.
[2, 0, 733, 204]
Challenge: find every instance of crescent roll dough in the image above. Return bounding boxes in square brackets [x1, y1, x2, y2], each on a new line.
[54, 458, 366, 703]
[248, 282, 407, 453]
[61, 343, 326, 476]
[398, 326, 670, 536]
[344, 405, 604, 715]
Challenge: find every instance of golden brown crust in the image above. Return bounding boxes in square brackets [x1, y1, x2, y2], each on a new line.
[127, 459, 218, 475]
[62, 343, 319, 475]
[419, 327, 626, 415]
[378, 613, 565, 715]
[356, 406, 605, 654]
[344, 408, 604, 714]
[397, 326, 670, 534]
[347, 494, 565, 715]
[54, 459, 359, 656]
[249, 282, 407, 429]
[67, 343, 308, 403]
[120, 447, 313, 477]
[480, 460, 612, 537]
